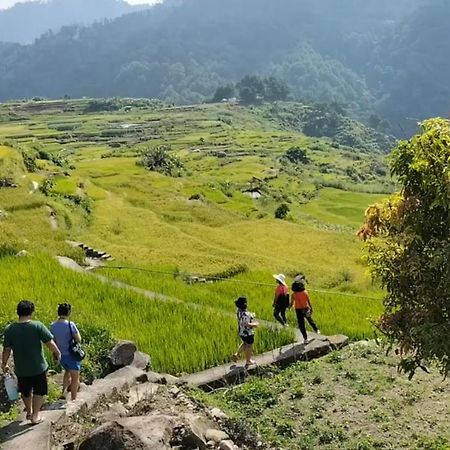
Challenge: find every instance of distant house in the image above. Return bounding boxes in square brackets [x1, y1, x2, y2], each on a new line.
[221, 98, 239, 105]
[243, 188, 262, 199]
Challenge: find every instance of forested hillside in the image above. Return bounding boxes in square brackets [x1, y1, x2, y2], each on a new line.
[0, 0, 148, 44]
[0, 0, 447, 136]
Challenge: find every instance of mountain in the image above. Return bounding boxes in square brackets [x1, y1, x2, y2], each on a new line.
[0, 0, 447, 136]
[0, 0, 149, 44]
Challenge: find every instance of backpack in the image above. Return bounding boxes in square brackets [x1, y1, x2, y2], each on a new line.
[277, 293, 290, 309]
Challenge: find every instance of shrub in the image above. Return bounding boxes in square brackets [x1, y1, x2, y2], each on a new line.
[275, 203, 290, 219]
[0, 243, 18, 259]
[138, 145, 183, 177]
[284, 146, 309, 164]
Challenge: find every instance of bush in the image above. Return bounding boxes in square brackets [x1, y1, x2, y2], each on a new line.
[284, 147, 309, 164]
[275, 203, 290, 219]
[80, 326, 116, 384]
[0, 243, 18, 259]
[138, 145, 183, 177]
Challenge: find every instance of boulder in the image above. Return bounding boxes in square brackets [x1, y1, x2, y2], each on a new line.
[220, 440, 238, 450]
[210, 408, 228, 421]
[205, 429, 229, 443]
[146, 371, 166, 384]
[109, 340, 137, 367]
[80, 414, 176, 450]
[127, 383, 159, 408]
[171, 414, 210, 450]
[131, 351, 151, 370]
[327, 335, 349, 349]
[78, 421, 146, 450]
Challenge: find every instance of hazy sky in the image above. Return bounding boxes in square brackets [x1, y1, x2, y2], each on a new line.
[0, 0, 160, 9]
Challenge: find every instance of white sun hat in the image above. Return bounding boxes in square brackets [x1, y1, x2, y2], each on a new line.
[273, 274, 287, 286]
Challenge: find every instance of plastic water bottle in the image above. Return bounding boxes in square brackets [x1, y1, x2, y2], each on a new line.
[4, 374, 18, 401]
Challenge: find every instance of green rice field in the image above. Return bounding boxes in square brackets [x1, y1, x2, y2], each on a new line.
[0, 98, 393, 374]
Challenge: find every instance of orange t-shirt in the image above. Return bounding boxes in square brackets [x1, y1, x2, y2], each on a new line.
[292, 291, 310, 309]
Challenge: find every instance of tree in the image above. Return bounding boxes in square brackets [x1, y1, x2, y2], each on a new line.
[359, 118, 450, 377]
[275, 203, 290, 220]
[237, 75, 265, 104]
[212, 84, 235, 102]
[264, 76, 290, 102]
[284, 147, 309, 164]
[138, 145, 183, 177]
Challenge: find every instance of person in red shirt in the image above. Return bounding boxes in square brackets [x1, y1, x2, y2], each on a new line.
[273, 274, 289, 326]
[290, 279, 320, 344]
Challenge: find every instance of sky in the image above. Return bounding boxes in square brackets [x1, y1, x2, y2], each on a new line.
[0, 0, 159, 9]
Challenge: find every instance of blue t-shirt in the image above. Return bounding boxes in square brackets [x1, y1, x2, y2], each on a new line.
[50, 320, 79, 356]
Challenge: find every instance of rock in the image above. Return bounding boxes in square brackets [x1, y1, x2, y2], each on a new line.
[168, 386, 180, 398]
[220, 440, 237, 450]
[327, 335, 349, 349]
[205, 429, 229, 443]
[98, 402, 128, 422]
[172, 415, 209, 450]
[15, 250, 29, 258]
[303, 340, 332, 360]
[0, 210, 8, 220]
[109, 340, 137, 367]
[210, 408, 228, 421]
[131, 351, 151, 370]
[80, 415, 176, 450]
[127, 382, 159, 408]
[160, 373, 183, 385]
[146, 371, 165, 384]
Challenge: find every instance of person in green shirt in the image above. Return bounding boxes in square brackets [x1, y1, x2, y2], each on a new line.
[1, 300, 61, 425]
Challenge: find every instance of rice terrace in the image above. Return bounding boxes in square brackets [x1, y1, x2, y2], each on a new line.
[0, 96, 449, 450]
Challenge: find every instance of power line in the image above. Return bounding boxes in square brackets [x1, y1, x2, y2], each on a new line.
[94, 265, 382, 301]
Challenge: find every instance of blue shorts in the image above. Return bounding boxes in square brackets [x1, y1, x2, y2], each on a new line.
[61, 354, 81, 371]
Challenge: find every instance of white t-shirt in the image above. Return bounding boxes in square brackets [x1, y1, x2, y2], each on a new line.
[237, 309, 255, 337]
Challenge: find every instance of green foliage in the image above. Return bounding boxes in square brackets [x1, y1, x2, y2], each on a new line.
[284, 146, 309, 164]
[212, 84, 236, 102]
[0, 242, 18, 259]
[77, 325, 116, 384]
[275, 203, 290, 219]
[84, 99, 121, 113]
[138, 145, 183, 177]
[362, 118, 450, 376]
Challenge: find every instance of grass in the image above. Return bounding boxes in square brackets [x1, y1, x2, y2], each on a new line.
[195, 341, 450, 450]
[0, 255, 293, 375]
[0, 99, 393, 375]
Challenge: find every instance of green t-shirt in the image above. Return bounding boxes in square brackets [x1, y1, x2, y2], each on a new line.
[3, 320, 53, 377]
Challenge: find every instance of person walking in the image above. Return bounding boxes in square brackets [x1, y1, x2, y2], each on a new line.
[50, 303, 82, 401]
[290, 280, 320, 344]
[1, 300, 61, 424]
[273, 274, 289, 326]
[232, 297, 259, 368]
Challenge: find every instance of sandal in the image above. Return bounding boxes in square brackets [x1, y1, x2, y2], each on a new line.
[30, 417, 44, 425]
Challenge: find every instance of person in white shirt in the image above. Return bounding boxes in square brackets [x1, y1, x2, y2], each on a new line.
[232, 297, 259, 368]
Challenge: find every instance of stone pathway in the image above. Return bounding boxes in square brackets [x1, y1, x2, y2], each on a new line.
[181, 334, 348, 391]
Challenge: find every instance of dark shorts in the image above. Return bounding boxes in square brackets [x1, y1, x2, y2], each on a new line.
[17, 371, 48, 397]
[240, 334, 254, 345]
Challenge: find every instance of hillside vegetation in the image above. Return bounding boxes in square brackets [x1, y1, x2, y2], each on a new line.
[0, 0, 448, 136]
[0, 98, 391, 373]
[198, 342, 450, 450]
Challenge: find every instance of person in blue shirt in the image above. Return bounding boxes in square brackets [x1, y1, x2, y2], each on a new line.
[50, 303, 82, 401]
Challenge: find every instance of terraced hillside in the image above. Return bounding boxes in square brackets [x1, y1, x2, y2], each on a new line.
[0, 98, 393, 373]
